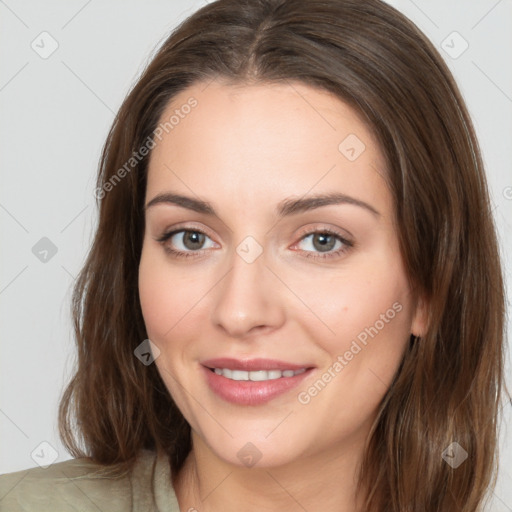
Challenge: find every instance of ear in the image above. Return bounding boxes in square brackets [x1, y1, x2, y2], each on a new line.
[411, 293, 429, 337]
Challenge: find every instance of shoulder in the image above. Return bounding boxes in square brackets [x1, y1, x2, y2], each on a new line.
[0, 449, 180, 512]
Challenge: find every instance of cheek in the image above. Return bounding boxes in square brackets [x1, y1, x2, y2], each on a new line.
[285, 254, 413, 371]
[138, 253, 170, 340]
[138, 244, 204, 343]
[138, 246, 202, 411]
[289, 265, 412, 438]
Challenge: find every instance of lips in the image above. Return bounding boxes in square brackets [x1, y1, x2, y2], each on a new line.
[201, 357, 315, 405]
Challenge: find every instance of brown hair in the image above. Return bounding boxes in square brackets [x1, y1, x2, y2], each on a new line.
[58, 0, 507, 510]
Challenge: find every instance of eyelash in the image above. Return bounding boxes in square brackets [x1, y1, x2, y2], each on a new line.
[156, 226, 354, 261]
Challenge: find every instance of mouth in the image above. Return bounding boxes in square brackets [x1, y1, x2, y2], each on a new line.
[201, 357, 315, 405]
[208, 367, 307, 381]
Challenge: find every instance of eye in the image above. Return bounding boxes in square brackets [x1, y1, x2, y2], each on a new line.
[292, 228, 354, 260]
[156, 228, 216, 259]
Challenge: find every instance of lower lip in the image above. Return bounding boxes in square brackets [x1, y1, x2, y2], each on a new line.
[202, 366, 313, 405]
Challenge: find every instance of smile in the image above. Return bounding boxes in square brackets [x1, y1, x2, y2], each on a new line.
[211, 368, 307, 381]
[201, 358, 314, 405]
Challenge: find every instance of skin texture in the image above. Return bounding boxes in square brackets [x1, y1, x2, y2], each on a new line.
[138, 79, 428, 512]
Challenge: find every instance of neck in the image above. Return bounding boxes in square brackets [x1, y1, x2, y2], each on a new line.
[174, 430, 368, 512]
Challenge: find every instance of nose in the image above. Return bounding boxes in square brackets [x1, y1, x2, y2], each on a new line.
[210, 244, 286, 340]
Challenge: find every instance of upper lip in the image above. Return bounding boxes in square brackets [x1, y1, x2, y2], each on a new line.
[202, 358, 314, 371]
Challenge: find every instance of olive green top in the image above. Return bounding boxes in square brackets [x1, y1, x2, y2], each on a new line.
[0, 449, 180, 511]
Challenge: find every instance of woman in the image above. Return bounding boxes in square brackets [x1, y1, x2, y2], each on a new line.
[0, 0, 506, 510]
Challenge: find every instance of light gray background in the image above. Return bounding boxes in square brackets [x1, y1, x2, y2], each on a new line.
[1, 1, 511, 510]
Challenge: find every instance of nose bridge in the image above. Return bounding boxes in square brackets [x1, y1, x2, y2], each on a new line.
[210, 237, 285, 338]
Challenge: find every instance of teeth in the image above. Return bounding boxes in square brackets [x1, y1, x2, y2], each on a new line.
[232, 370, 249, 380]
[212, 368, 307, 381]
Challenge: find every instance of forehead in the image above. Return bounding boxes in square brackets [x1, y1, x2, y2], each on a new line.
[146, 80, 390, 219]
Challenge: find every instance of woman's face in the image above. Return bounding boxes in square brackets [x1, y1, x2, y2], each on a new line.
[139, 79, 426, 468]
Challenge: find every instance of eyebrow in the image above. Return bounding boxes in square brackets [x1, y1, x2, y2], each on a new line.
[144, 191, 380, 218]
